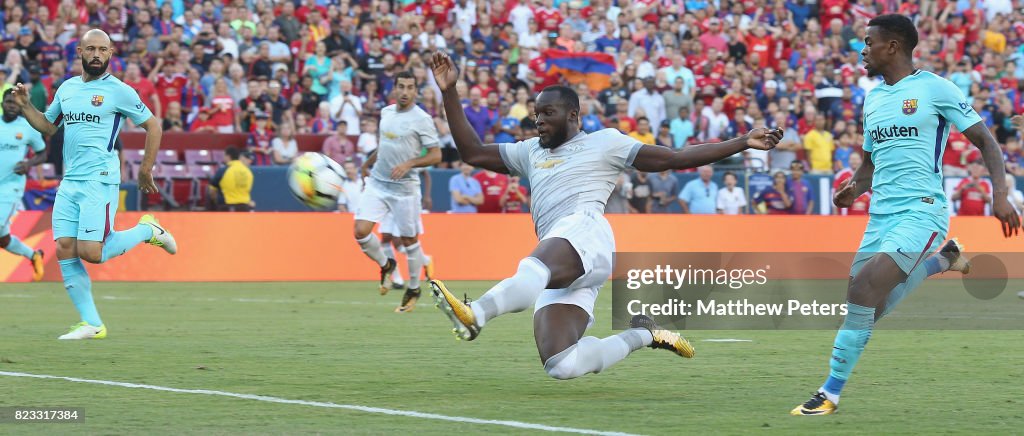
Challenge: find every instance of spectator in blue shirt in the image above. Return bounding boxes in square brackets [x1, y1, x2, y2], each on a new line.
[495, 102, 521, 143]
[678, 165, 718, 214]
[670, 107, 694, 149]
[594, 21, 621, 53]
[450, 164, 484, 213]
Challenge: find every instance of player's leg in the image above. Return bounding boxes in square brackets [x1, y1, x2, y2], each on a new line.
[51, 182, 105, 339]
[77, 183, 174, 264]
[432, 212, 599, 339]
[876, 237, 968, 319]
[414, 211, 434, 280]
[379, 214, 406, 289]
[794, 214, 945, 415]
[0, 202, 44, 280]
[353, 185, 397, 294]
[394, 195, 425, 312]
[431, 237, 572, 340]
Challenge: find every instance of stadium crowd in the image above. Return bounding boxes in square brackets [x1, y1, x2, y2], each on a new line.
[3, 0, 1024, 215]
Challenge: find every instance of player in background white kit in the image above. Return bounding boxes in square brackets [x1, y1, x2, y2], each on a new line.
[428, 51, 783, 379]
[352, 71, 441, 312]
[361, 157, 437, 310]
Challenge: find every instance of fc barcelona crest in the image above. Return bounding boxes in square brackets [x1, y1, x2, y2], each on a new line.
[91, 95, 104, 107]
[902, 99, 918, 115]
[15, 132, 22, 140]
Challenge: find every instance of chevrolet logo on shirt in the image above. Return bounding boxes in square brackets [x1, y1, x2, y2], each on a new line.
[534, 158, 565, 169]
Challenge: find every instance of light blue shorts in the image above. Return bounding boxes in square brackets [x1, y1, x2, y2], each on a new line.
[52, 180, 119, 242]
[850, 210, 948, 277]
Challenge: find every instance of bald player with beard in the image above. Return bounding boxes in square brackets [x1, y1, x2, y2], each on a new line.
[13, 29, 177, 340]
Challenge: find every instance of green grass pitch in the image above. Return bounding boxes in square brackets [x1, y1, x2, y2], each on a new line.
[1, 281, 1022, 434]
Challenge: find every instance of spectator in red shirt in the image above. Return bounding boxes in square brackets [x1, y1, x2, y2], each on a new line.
[943, 128, 972, 177]
[473, 169, 509, 213]
[122, 63, 161, 119]
[500, 176, 530, 213]
[189, 108, 217, 133]
[535, 0, 563, 33]
[953, 162, 992, 216]
[832, 152, 871, 215]
[151, 58, 188, 120]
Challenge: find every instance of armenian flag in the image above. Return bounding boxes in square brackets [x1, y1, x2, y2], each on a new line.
[543, 49, 617, 91]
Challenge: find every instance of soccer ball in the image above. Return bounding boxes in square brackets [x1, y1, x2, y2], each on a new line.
[288, 152, 346, 209]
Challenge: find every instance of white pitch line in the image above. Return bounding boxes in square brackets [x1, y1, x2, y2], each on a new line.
[0, 371, 639, 436]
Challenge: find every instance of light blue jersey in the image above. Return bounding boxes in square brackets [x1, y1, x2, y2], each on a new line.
[0, 117, 45, 199]
[862, 70, 983, 215]
[44, 73, 153, 185]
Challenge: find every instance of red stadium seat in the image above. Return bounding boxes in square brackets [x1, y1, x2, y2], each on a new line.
[162, 164, 194, 208]
[158, 149, 182, 165]
[189, 164, 218, 209]
[124, 149, 146, 164]
[185, 149, 219, 165]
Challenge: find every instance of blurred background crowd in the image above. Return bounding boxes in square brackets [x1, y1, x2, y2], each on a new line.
[3, 0, 1024, 215]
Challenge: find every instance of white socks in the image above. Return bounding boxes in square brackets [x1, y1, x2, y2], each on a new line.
[405, 242, 423, 289]
[356, 234, 387, 267]
[470, 257, 551, 327]
[543, 329, 653, 379]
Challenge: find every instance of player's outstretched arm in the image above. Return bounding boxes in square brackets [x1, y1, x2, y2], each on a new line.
[962, 122, 1022, 237]
[136, 116, 163, 194]
[429, 51, 509, 174]
[631, 128, 783, 172]
[12, 83, 58, 137]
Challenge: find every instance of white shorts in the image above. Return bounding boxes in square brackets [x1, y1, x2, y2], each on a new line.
[532, 210, 615, 327]
[354, 181, 420, 237]
[381, 212, 424, 235]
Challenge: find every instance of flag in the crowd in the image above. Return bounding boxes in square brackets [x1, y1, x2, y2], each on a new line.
[23, 179, 59, 211]
[543, 49, 617, 92]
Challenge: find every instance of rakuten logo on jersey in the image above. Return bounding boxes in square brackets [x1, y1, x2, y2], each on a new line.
[868, 124, 920, 143]
[64, 112, 102, 125]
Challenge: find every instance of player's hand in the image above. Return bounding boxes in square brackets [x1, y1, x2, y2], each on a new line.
[833, 178, 857, 208]
[422, 195, 432, 210]
[745, 127, 783, 150]
[13, 160, 28, 175]
[992, 195, 1021, 237]
[429, 51, 459, 92]
[138, 169, 159, 194]
[1012, 115, 1024, 131]
[12, 83, 30, 108]
[391, 161, 413, 180]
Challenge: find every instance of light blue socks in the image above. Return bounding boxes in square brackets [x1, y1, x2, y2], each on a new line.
[60, 258, 102, 327]
[100, 224, 153, 263]
[4, 235, 34, 258]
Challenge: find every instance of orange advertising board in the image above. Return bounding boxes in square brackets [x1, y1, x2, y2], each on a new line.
[0, 212, 1021, 282]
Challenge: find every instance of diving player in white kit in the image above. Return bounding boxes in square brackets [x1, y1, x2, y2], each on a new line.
[428, 51, 784, 380]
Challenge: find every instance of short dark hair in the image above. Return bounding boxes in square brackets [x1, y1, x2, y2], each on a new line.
[2, 88, 13, 100]
[636, 116, 649, 124]
[395, 70, 416, 86]
[539, 85, 580, 113]
[225, 146, 240, 160]
[868, 14, 918, 56]
[723, 170, 737, 180]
